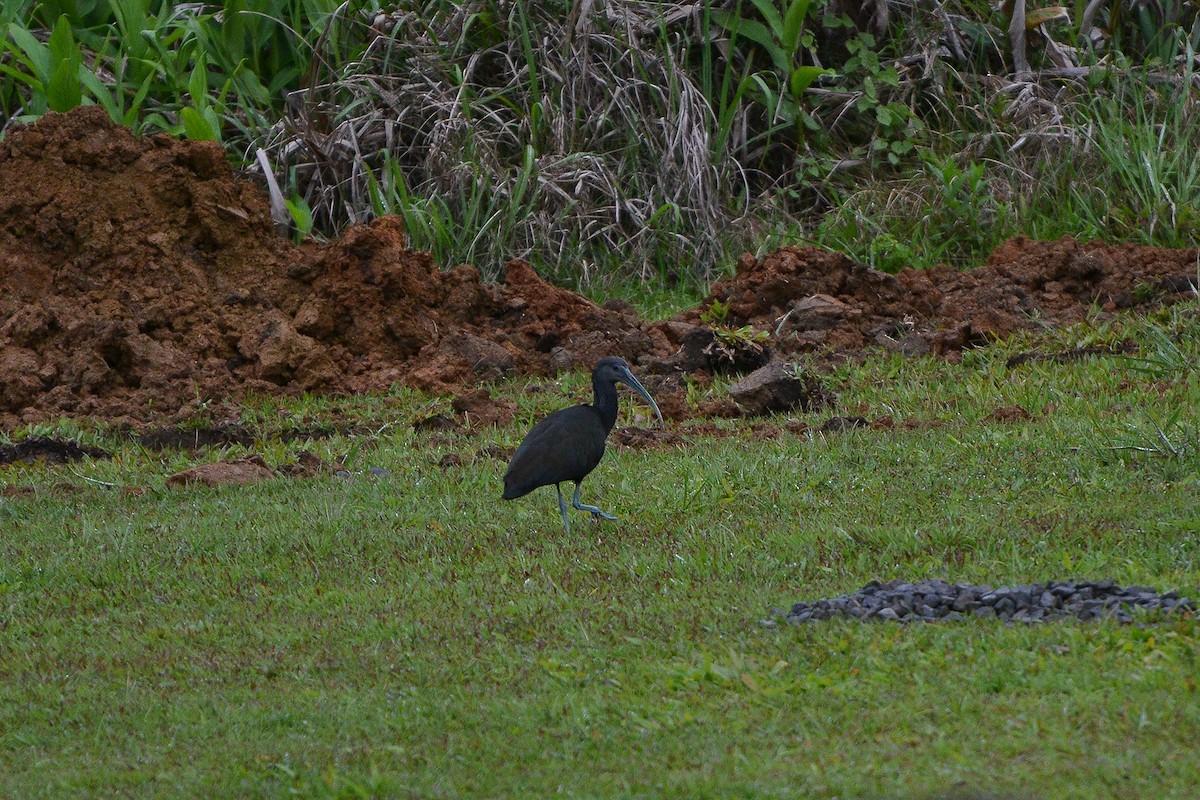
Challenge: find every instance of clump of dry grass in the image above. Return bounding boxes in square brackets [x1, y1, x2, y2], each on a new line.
[254, 0, 746, 282]
[242, 0, 1200, 282]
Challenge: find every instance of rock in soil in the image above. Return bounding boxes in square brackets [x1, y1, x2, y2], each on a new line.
[728, 360, 834, 416]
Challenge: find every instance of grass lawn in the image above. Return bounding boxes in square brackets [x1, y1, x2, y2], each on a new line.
[2, 303, 1199, 799]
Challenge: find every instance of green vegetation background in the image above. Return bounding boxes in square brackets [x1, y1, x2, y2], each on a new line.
[5, 0, 1200, 290]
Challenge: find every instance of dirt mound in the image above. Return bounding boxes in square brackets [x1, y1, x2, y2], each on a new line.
[692, 241, 1198, 359]
[2, 108, 1197, 430]
[0, 108, 658, 428]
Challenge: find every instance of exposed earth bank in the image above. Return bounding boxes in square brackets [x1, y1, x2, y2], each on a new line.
[1, 107, 1197, 429]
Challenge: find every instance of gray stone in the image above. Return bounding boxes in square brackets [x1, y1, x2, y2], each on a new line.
[728, 360, 829, 416]
[782, 579, 1195, 627]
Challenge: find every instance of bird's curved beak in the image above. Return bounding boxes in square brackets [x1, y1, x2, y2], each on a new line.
[617, 366, 665, 429]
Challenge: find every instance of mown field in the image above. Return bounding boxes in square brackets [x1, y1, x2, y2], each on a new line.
[2, 303, 1198, 798]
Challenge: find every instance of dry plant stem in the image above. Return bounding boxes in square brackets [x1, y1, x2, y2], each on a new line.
[1009, 0, 1031, 77]
[255, 148, 292, 236]
[1080, 0, 1108, 43]
[932, 0, 967, 64]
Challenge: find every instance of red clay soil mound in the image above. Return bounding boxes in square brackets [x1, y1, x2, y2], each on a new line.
[691, 242, 1198, 359]
[2, 107, 1198, 430]
[0, 108, 662, 428]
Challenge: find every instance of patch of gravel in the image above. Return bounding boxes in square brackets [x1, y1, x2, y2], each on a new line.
[782, 579, 1196, 625]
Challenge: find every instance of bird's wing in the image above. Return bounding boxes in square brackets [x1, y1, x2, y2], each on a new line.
[504, 406, 608, 495]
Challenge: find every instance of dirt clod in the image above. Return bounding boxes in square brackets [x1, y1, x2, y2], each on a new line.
[451, 388, 518, 429]
[818, 416, 870, 433]
[985, 405, 1034, 423]
[689, 241, 1199, 360]
[165, 456, 277, 487]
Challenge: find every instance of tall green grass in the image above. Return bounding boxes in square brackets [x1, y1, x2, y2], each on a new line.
[1, 0, 337, 139]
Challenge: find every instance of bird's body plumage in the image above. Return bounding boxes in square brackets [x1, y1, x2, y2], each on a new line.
[501, 357, 663, 533]
[503, 405, 608, 499]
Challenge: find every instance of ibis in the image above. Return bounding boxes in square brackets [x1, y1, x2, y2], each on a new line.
[502, 357, 663, 534]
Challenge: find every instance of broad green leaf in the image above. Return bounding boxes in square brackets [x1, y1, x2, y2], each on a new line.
[201, 105, 222, 141]
[139, 111, 172, 132]
[7, 23, 52, 82]
[788, 65, 829, 98]
[180, 105, 219, 141]
[748, 0, 785, 39]
[80, 68, 120, 118]
[188, 54, 208, 103]
[221, 0, 247, 64]
[749, 72, 779, 118]
[782, 0, 812, 53]
[47, 58, 82, 111]
[34, 0, 110, 28]
[709, 10, 789, 75]
[47, 15, 80, 66]
[46, 17, 83, 111]
[285, 196, 313, 238]
[108, 0, 151, 59]
[109, 0, 152, 26]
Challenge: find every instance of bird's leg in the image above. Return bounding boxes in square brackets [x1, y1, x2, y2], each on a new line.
[573, 483, 617, 522]
[555, 483, 572, 535]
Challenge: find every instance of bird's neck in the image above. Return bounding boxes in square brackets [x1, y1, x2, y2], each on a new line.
[592, 377, 619, 433]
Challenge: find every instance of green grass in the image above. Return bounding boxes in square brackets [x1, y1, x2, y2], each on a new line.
[2, 304, 1200, 798]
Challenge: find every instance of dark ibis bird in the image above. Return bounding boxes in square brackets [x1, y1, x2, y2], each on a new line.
[503, 356, 664, 534]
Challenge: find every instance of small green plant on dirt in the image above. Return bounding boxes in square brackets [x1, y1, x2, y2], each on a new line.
[1131, 281, 1159, 304]
[714, 324, 769, 351]
[682, 373, 706, 408]
[700, 298, 732, 327]
[700, 297, 768, 359]
[285, 192, 314, 241]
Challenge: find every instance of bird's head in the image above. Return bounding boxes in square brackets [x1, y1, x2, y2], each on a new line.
[594, 357, 665, 429]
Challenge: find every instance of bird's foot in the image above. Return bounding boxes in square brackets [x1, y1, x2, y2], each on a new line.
[575, 501, 617, 522]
